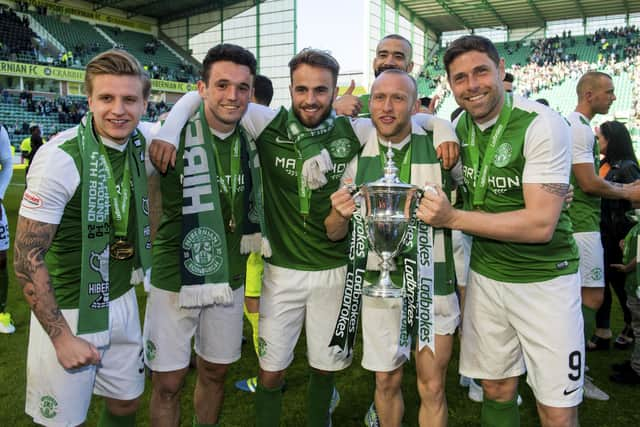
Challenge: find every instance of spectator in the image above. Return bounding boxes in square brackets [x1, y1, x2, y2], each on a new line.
[594, 121, 640, 351]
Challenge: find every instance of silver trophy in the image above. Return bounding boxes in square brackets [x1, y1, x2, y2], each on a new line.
[359, 142, 418, 298]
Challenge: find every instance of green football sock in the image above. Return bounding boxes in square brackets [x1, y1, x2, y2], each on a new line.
[0, 266, 8, 313]
[582, 304, 596, 342]
[192, 414, 219, 427]
[307, 371, 334, 427]
[244, 305, 260, 357]
[256, 382, 283, 427]
[97, 405, 136, 427]
[481, 396, 520, 427]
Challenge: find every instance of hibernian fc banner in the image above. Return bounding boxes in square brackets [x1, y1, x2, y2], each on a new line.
[0, 61, 197, 93]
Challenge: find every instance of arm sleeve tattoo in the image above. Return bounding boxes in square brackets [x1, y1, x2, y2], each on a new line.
[13, 217, 65, 340]
[540, 183, 569, 197]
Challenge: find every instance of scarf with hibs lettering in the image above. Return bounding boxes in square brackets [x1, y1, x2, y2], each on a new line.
[76, 113, 151, 346]
[178, 103, 255, 307]
[330, 128, 443, 356]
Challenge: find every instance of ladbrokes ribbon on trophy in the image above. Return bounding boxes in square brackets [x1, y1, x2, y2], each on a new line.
[330, 208, 367, 355]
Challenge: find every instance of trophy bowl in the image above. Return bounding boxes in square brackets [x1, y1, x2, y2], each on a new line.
[360, 181, 418, 298]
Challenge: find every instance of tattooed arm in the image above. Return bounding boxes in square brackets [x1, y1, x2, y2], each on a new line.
[14, 216, 100, 369]
[417, 182, 567, 244]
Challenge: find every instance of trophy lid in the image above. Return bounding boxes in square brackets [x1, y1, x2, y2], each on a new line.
[364, 140, 417, 190]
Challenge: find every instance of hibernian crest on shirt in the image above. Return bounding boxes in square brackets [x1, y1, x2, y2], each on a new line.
[328, 138, 353, 159]
[493, 142, 513, 168]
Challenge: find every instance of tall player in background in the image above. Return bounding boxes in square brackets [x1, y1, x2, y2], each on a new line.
[567, 71, 640, 401]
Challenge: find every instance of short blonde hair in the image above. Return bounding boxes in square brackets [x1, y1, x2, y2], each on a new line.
[85, 49, 151, 99]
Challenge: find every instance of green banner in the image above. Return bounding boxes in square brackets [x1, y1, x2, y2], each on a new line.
[0, 60, 197, 93]
[0, 61, 84, 82]
[26, 0, 153, 32]
[150, 79, 197, 93]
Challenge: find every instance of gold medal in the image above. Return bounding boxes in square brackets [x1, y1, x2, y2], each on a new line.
[110, 238, 135, 260]
[228, 216, 236, 233]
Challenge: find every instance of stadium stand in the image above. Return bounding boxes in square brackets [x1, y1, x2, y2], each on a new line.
[96, 24, 189, 79]
[0, 6, 37, 63]
[28, 12, 111, 67]
[2, 4, 199, 82]
[418, 27, 640, 136]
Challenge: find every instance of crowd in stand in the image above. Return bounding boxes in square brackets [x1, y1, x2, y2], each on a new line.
[419, 28, 640, 128]
[0, 6, 38, 61]
[144, 39, 161, 55]
[0, 4, 200, 82]
[528, 33, 579, 65]
[145, 100, 170, 122]
[591, 26, 640, 61]
[509, 60, 593, 98]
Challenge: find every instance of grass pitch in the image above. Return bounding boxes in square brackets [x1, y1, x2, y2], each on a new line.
[1, 168, 639, 426]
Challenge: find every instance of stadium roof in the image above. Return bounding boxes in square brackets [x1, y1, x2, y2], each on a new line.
[88, 0, 259, 24]
[400, 0, 640, 34]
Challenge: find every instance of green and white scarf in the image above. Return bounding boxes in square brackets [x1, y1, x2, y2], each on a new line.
[241, 109, 338, 257]
[178, 104, 254, 307]
[287, 109, 336, 214]
[330, 127, 444, 356]
[244, 131, 270, 256]
[77, 113, 151, 346]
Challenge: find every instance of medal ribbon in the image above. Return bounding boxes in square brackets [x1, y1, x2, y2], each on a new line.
[296, 151, 311, 216]
[465, 93, 513, 207]
[98, 141, 131, 239]
[198, 104, 241, 230]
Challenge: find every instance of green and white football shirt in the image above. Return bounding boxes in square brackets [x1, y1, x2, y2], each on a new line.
[567, 111, 601, 233]
[455, 95, 579, 283]
[152, 120, 249, 292]
[19, 123, 156, 308]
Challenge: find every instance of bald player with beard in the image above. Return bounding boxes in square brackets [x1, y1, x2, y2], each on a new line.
[334, 34, 416, 118]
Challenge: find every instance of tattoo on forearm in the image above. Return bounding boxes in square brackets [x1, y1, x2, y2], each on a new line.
[13, 219, 64, 339]
[540, 183, 569, 197]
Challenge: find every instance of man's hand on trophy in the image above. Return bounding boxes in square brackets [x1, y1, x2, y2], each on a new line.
[330, 184, 357, 220]
[436, 141, 459, 170]
[416, 184, 455, 228]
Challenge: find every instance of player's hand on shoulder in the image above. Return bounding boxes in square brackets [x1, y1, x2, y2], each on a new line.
[437, 141, 459, 170]
[149, 139, 177, 174]
[53, 334, 101, 370]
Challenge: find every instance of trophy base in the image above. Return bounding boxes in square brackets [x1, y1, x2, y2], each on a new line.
[363, 282, 404, 298]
